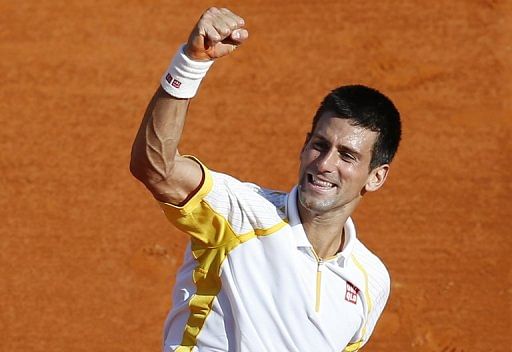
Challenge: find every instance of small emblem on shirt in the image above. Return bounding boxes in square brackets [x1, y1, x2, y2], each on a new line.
[345, 282, 359, 304]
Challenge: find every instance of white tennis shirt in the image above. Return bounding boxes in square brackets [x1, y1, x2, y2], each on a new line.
[159, 157, 390, 352]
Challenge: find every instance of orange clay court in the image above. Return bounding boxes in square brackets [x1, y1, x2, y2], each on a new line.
[1, 1, 510, 351]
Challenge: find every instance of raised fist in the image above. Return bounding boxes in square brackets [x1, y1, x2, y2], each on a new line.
[185, 7, 249, 61]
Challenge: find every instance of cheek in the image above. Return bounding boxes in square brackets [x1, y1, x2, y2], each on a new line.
[301, 148, 319, 165]
[299, 150, 316, 178]
[340, 164, 368, 183]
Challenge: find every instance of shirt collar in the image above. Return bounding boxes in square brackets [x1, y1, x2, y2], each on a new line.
[286, 186, 357, 266]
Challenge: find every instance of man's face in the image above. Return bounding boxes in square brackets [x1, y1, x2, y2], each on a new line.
[298, 113, 386, 215]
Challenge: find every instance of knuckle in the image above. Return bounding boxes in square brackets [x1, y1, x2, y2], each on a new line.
[200, 12, 211, 21]
[197, 18, 210, 29]
[203, 7, 219, 18]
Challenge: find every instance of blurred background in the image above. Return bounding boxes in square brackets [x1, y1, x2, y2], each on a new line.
[1, 0, 510, 351]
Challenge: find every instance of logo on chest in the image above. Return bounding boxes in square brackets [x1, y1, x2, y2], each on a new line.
[345, 282, 360, 304]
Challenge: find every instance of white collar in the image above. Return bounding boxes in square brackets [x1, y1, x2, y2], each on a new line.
[286, 186, 357, 266]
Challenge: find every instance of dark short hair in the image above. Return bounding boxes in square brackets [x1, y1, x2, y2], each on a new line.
[311, 85, 401, 170]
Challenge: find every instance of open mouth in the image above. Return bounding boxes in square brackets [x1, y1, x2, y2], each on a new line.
[307, 174, 336, 189]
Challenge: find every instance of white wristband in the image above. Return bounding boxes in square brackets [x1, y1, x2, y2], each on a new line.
[160, 44, 214, 99]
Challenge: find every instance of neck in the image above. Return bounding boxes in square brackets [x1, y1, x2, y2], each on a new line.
[298, 202, 357, 259]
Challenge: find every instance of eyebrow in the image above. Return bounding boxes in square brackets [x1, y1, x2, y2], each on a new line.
[313, 134, 363, 158]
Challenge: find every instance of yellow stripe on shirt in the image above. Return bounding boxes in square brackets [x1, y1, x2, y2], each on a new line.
[160, 162, 287, 350]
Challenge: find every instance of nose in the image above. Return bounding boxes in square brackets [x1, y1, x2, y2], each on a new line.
[316, 148, 338, 173]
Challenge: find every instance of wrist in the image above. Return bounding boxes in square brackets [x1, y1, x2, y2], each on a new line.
[160, 44, 214, 99]
[183, 44, 211, 62]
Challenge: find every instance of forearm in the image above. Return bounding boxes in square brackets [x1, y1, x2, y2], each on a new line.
[130, 7, 248, 203]
[130, 86, 189, 186]
[129, 44, 214, 202]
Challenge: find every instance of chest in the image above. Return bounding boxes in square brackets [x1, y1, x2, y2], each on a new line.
[219, 231, 364, 347]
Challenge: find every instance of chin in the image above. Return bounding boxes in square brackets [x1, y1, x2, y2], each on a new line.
[298, 187, 337, 213]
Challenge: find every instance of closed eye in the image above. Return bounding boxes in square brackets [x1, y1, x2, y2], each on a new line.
[339, 152, 356, 162]
[312, 141, 329, 151]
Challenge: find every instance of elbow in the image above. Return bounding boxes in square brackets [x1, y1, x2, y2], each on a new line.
[129, 148, 153, 184]
[129, 141, 143, 181]
[129, 157, 145, 183]
[129, 154, 176, 190]
[129, 144, 153, 184]
[129, 158, 177, 202]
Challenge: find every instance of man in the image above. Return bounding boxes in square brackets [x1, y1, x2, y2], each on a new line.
[130, 7, 401, 352]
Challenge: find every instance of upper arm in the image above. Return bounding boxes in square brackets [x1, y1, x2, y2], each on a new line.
[143, 155, 204, 205]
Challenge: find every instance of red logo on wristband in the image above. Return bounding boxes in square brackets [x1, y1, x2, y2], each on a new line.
[165, 73, 182, 89]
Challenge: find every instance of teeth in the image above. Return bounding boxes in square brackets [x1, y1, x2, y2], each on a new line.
[311, 175, 334, 188]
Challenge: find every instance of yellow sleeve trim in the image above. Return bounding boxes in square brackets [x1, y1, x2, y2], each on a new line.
[158, 155, 213, 215]
[343, 340, 363, 352]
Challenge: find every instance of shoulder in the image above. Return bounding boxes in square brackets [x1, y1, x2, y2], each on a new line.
[240, 182, 288, 218]
[204, 171, 288, 228]
[209, 168, 287, 205]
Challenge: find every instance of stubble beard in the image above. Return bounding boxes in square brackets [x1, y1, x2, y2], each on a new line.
[298, 184, 338, 214]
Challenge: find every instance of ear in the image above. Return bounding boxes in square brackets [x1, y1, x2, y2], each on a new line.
[365, 164, 390, 192]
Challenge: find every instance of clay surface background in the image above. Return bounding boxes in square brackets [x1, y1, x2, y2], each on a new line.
[1, 1, 510, 351]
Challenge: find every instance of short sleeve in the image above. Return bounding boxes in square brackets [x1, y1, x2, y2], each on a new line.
[158, 156, 285, 248]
